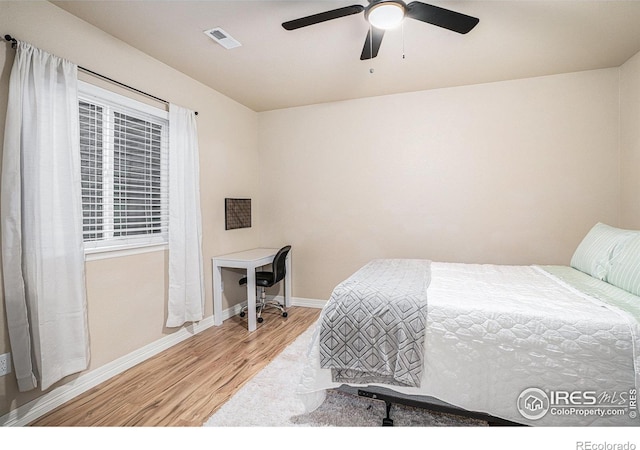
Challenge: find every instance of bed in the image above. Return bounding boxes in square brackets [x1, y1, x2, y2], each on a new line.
[296, 223, 640, 426]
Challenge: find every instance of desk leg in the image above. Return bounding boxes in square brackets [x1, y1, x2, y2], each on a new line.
[247, 269, 257, 332]
[284, 254, 292, 308]
[213, 264, 223, 326]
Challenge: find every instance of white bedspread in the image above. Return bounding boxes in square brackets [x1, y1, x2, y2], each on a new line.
[296, 262, 640, 426]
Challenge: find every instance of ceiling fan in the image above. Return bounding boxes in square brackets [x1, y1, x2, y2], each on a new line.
[282, 0, 479, 60]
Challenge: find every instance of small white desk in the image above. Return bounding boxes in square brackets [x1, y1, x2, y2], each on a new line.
[212, 248, 291, 332]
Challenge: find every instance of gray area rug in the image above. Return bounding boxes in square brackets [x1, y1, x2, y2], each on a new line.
[204, 325, 487, 427]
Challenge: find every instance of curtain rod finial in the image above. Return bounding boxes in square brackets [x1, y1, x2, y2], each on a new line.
[4, 34, 17, 48]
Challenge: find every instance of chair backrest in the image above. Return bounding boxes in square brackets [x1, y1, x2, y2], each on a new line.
[272, 245, 291, 284]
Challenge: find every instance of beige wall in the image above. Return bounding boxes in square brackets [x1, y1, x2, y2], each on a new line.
[620, 50, 640, 229]
[257, 69, 621, 300]
[0, 1, 260, 416]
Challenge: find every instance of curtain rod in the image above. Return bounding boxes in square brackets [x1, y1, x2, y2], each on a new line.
[4, 34, 198, 115]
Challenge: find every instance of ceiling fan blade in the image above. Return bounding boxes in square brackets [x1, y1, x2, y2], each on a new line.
[360, 27, 385, 60]
[282, 5, 365, 30]
[406, 2, 479, 34]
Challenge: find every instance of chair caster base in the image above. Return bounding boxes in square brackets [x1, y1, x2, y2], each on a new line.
[240, 303, 287, 322]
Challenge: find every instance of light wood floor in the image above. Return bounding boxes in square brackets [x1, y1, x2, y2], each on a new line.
[30, 306, 321, 426]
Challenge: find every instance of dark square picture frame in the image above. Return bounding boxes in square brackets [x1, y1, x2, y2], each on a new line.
[225, 198, 252, 230]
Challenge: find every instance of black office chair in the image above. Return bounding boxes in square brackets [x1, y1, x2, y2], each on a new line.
[239, 245, 291, 323]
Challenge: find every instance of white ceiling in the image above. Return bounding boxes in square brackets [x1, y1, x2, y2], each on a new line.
[52, 0, 640, 112]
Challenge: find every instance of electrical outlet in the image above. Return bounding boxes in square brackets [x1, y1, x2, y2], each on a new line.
[0, 353, 11, 376]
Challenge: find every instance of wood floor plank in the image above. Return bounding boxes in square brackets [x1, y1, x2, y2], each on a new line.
[30, 306, 321, 427]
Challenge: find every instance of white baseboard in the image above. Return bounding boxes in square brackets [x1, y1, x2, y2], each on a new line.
[291, 296, 327, 309]
[0, 299, 325, 427]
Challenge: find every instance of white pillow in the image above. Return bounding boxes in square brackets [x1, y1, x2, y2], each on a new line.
[607, 234, 640, 296]
[570, 223, 637, 280]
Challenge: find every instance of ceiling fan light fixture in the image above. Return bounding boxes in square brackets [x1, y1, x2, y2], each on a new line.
[366, 1, 406, 30]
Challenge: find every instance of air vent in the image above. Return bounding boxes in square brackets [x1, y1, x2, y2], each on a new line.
[204, 27, 242, 50]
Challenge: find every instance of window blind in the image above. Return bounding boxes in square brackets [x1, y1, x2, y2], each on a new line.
[78, 83, 169, 251]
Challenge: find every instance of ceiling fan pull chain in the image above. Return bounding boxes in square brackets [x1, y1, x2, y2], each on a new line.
[369, 24, 375, 73]
[402, 21, 405, 59]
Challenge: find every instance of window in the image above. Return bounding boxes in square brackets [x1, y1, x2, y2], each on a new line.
[78, 81, 169, 253]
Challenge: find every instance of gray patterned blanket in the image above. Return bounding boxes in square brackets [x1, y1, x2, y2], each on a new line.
[319, 259, 431, 387]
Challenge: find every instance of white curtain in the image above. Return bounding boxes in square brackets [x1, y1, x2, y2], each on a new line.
[1, 42, 89, 392]
[166, 104, 205, 327]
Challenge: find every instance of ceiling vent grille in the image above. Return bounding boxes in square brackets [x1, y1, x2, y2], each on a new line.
[204, 27, 242, 49]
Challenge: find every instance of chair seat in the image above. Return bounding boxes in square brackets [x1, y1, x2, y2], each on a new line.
[239, 271, 275, 288]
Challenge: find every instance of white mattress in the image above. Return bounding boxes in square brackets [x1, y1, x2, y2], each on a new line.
[296, 262, 640, 426]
